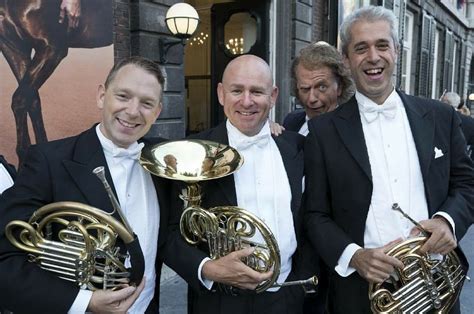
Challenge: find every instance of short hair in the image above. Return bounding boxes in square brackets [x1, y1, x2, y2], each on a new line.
[104, 56, 165, 99]
[339, 6, 399, 56]
[291, 41, 355, 104]
[441, 92, 461, 109]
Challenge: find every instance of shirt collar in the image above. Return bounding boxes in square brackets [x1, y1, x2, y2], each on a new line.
[96, 124, 144, 159]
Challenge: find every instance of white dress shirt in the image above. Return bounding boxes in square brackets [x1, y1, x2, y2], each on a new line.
[227, 120, 297, 291]
[69, 125, 160, 313]
[298, 116, 310, 136]
[0, 164, 14, 194]
[335, 90, 455, 276]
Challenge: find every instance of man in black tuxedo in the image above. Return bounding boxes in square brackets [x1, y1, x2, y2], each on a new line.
[441, 92, 474, 159]
[177, 54, 316, 314]
[283, 42, 354, 135]
[0, 155, 16, 194]
[0, 57, 177, 313]
[304, 6, 474, 313]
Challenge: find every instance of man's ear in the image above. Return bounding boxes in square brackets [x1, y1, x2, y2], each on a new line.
[394, 44, 400, 62]
[217, 83, 224, 107]
[343, 55, 350, 69]
[96, 84, 106, 110]
[154, 102, 163, 119]
[270, 86, 279, 109]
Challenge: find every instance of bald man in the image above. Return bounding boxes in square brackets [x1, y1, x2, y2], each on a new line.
[169, 55, 317, 314]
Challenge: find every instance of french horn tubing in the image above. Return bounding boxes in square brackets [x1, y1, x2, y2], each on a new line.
[5, 166, 145, 290]
[368, 204, 467, 313]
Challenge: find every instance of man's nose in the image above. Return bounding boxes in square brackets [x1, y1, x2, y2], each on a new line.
[241, 91, 253, 107]
[309, 88, 319, 104]
[366, 46, 381, 63]
[126, 99, 140, 116]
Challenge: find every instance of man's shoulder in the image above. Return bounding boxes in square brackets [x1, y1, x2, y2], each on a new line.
[283, 109, 305, 121]
[25, 127, 97, 161]
[274, 130, 305, 150]
[458, 113, 474, 140]
[187, 124, 226, 141]
[31, 133, 81, 153]
[458, 113, 474, 126]
[400, 91, 449, 113]
[282, 109, 305, 130]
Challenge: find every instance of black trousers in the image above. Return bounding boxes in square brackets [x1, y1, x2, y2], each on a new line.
[188, 285, 305, 314]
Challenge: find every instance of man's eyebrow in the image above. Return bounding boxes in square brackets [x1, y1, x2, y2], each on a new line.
[353, 41, 368, 47]
[226, 83, 244, 89]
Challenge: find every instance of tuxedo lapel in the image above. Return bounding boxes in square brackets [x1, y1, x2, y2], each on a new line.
[62, 127, 116, 214]
[273, 135, 302, 214]
[206, 122, 238, 205]
[333, 97, 372, 181]
[398, 91, 434, 180]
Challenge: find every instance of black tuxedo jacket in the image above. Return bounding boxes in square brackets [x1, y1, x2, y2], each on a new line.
[458, 112, 474, 159]
[304, 91, 474, 313]
[176, 122, 316, 312]
[282, 109, 306, 132]
[0, 155, 16, 181]
[0, 126, 174, 313]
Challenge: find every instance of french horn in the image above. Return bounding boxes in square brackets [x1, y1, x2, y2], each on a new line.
[5, 167, 145, 290]
[140, 139, 317, 293]
[369, 204, 467, 313]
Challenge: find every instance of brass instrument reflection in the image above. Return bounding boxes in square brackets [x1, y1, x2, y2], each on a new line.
[163, 154, 178, 175]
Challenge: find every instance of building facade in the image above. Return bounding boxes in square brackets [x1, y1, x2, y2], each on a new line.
[113, 0, 474, 139]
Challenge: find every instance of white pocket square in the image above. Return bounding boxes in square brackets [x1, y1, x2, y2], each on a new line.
[434, 147, 444, 159]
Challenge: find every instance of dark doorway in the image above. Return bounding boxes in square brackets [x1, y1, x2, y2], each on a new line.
[210, 0, 270, 127]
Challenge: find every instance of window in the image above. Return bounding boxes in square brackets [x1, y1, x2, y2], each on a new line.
[444, 30, 454, 92]
[400, 11, 413, 92]
[418, 12, 436, 97]
[431, 30, 440, 99]
[451, 41, 457, 91]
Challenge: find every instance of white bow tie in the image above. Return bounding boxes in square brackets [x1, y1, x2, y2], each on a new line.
[361, 101, 397, 123]
[111, 143, 144, 160]
[233, 133, 270, 151]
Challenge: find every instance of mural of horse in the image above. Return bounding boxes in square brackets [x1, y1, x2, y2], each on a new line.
[0, 0, 112, 163]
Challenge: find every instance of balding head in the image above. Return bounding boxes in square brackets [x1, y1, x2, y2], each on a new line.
[222, 55, 273, 88]
[218, 54, 278, 136]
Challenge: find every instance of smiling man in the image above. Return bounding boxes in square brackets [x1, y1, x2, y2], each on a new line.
[304, 6, 474, 313]
[179, 54, 317, 314]
[283, 42, 354, 135]
[0, 57, 176, 313]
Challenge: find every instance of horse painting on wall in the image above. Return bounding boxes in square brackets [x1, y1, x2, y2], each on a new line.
[0, 0, 113, 165]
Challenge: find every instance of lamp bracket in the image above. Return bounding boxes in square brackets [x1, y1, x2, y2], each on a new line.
[159, 37, 185, 64]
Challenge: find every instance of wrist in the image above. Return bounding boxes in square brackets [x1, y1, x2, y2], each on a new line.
[349, 248, 363, 268]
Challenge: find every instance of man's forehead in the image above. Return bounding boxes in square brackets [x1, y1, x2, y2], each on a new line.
[225, 81, 269, 90]
[349, 20, 392, 41]
[297, 66, 335, 81]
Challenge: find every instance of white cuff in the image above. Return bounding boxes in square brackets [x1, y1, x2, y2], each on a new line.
[433, 212, 457, 241]
[68, 289, 93, 314]
[198, 257, 214, 290]
[335, 243, 361, 277]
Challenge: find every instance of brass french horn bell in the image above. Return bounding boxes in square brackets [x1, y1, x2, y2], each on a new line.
[140, 139, 317, 293]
